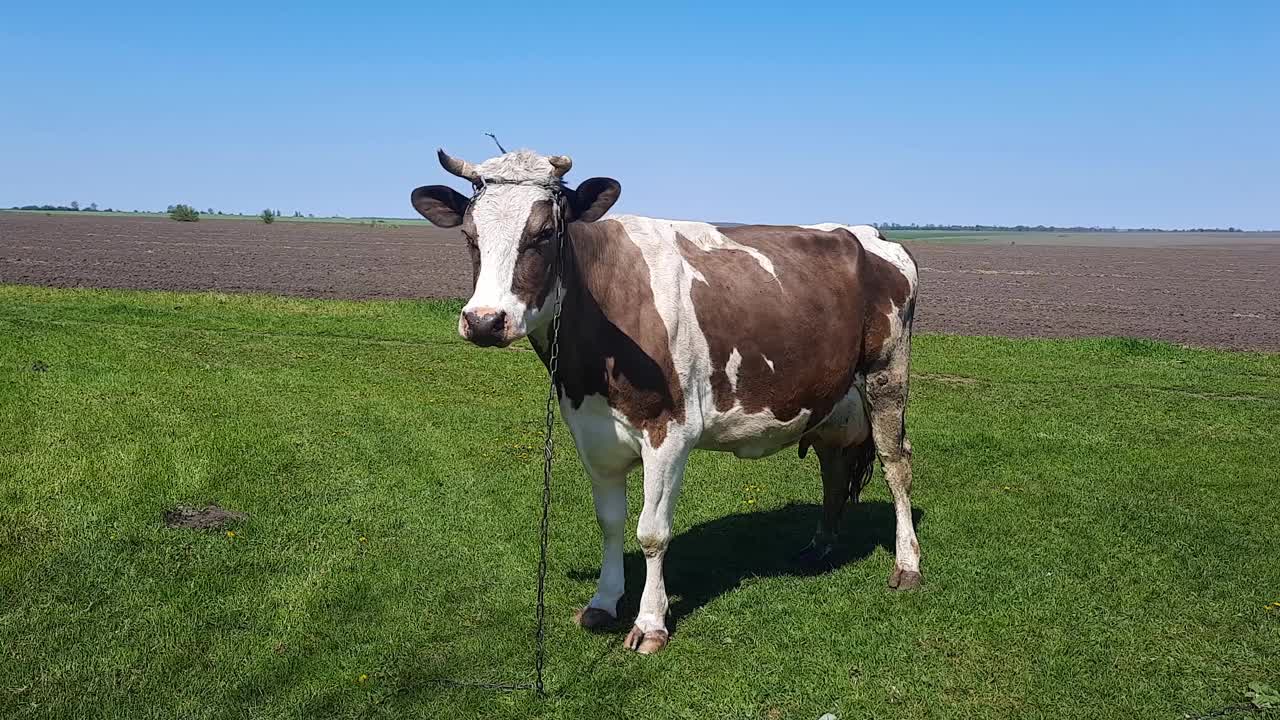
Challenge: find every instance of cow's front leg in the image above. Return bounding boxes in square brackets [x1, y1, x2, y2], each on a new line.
[574, 466, 627, 630]
[625, 443, 690, 654]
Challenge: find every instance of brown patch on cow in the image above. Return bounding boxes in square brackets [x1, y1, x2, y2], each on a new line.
[533, 219, 685, 447]
[860, 227, 916, 364]
[510, 199, 560, 309]
[859, 257, 913, 366]
[162, 504, 247, 531]
[677, 225, 872, 429]
[458, 214, 481, 291]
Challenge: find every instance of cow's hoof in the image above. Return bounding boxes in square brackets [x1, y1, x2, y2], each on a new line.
[624, 625, 669, 655]
[888, 566, 923, 591]
[795, 541, 834, 572]
[573, 607, 617, 631]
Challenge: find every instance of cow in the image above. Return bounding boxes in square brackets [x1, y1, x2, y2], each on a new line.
[411, 149, 921, 655]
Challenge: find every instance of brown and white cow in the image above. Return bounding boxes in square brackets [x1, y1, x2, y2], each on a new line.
[412, 149, 921, 654]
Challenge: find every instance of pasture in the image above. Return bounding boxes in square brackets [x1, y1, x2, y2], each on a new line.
[2, 285, 1277, 719]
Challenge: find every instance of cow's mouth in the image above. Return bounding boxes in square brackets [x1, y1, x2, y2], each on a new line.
[468, 334, 514, 348]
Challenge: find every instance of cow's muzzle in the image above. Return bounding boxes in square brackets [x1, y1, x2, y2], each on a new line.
[461, 307, 511, 347]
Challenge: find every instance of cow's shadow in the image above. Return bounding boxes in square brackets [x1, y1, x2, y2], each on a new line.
[567, 500, 924, 629]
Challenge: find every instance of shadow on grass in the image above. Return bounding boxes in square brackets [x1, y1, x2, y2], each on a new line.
[568, 500, 925, 628]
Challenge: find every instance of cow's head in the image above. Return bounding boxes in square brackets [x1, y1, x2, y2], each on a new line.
[411, 149, 620, 347]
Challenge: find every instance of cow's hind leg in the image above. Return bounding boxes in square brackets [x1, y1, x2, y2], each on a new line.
[799, 440, 873, 569]
[867, 347, 923, 590]
[798, 445, 850, 568]
[625, 442, 691, 654]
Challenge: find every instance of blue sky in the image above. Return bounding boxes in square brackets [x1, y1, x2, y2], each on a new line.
[2, 2, 1277, 228]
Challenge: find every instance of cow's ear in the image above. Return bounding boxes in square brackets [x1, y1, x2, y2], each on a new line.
[570, 177, 621, 223]
[411, 185, 469, 227]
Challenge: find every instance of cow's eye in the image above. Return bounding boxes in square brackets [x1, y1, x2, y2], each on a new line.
[521, 230, 552, 252]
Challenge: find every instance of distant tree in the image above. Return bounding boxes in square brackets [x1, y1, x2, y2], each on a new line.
[169, 204, 200, 222]
[207, 207, 215, 215]
[260, 209, 276, 224]
[70, 201, 80, 211]
[293, 210, 303, 218]
[88, 202, 99, 212]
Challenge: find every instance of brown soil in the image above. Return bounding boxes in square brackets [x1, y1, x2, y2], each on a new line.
[2, 213, 1277, 351]
[909, 242, 1280, 351]
[162, 504, 247, 531]
[0, 213, 472, 299]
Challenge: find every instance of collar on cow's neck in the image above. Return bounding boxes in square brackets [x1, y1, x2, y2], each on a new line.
[465, 175, 569, 225]
[470, 175, 566, 193]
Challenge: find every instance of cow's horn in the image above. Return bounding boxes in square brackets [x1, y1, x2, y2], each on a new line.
[547, 155, 573, 178]
[437, 149, 479, 182]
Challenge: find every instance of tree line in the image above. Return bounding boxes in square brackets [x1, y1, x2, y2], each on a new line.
[878, 223, 1246, 233]
[10, 202, 113, 212]
[6, 203, 318, 223]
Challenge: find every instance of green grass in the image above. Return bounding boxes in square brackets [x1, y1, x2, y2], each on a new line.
[1, 285, 1277, 720]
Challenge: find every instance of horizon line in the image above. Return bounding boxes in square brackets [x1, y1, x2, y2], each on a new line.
[2, 206, 1275, 234]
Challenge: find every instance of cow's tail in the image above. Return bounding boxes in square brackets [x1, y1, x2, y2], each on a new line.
[844, 433, 878, 504]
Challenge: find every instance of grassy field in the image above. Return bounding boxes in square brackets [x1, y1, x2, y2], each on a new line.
[1, 286, 1278, 720]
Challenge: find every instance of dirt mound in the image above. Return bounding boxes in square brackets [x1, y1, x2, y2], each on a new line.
[163, 504, 247, 530]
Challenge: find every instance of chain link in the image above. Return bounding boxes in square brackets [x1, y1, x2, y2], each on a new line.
[446, 178, 565, 697]
[534, 191, 567, 697]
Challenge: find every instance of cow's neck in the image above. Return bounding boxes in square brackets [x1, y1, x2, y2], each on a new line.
[528, 219, 641, 401]
[530, 219, 605, 367]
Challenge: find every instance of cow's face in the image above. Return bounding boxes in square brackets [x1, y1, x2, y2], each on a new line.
[411, 149, 620, 347]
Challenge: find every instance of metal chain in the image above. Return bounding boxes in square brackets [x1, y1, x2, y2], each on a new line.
[534, 191, 567, 697]
[441, 178, 565, 697]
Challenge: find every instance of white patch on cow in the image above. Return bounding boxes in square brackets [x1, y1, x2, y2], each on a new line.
[597, 215, 828, 463]
[762, 355, 775, 372]
[462, 151, 564, 337]
[558, 393, 642, 618]
[698, 404, 814, 459]
[808, 380, 871, 449]
[601, 216, 781, 442]
[804, 223, 918, 290]
[725, 348, 743, 393]
[465, 186, 536, 309]
[672, 220, 777, 278]
[612, 215, 777, 282]
[560, 393, 645, 473]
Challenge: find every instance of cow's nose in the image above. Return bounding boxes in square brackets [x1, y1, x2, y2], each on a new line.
[462, 308, 506, 346]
